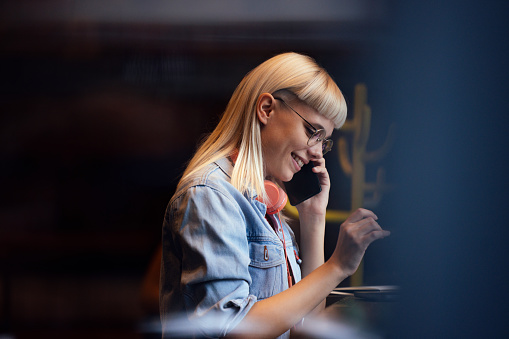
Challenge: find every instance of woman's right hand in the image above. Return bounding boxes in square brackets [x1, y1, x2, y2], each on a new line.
[329, 208, 390, 277]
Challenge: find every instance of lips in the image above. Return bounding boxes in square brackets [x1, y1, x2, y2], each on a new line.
[291, 153, 305, 168]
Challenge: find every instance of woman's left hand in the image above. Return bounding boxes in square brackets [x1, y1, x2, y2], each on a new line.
[295, 157, 330, 218]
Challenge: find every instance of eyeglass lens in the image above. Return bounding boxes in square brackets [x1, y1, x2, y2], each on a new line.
[308, 130, 333, 155]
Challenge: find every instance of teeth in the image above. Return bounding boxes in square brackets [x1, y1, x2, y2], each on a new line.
[292, 154, 304, 168]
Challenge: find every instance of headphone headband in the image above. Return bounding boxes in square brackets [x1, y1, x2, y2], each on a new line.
[261, 181, 287, 215]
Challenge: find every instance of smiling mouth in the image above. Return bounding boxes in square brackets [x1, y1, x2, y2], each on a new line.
[291, 153, 304, 168]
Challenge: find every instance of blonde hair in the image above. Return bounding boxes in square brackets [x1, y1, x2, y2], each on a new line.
[178, 52, 347, 199]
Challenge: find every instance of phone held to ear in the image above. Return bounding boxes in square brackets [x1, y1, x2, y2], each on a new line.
[283, 162, 322, 206]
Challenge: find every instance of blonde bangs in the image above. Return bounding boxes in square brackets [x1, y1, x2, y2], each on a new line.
[295, 70, 347, 130]
[260, 53, 348, 130]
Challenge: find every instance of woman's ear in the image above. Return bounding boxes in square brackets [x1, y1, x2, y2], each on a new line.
[256, 93, 275, 125]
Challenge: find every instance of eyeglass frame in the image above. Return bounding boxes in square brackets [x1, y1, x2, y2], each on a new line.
[273, 97, 333, 155]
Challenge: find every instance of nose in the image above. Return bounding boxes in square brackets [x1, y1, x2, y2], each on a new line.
[308, 141, 323, 159]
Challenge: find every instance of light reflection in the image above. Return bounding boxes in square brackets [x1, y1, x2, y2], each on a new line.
[140, 310, 381, 339]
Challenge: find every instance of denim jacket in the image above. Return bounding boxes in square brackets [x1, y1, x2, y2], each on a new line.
[160, 157, 302, 338]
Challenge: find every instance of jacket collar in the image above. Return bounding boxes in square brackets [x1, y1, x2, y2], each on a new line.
[215, 157, 233, 179]
[215, 157, 258, 200]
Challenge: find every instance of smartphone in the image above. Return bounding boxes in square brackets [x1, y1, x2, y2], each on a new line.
[283, 162, 322, 206]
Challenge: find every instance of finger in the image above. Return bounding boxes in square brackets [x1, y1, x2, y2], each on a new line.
[344, 208, 378, 224]
[360, 229, 391, 247]
[312, 165, 329, 176]
[343, 217, 384, 247]
[310, 158, 325, 166]
[310, 159, 330, 185]
[352, 217, 382, 235]
[311, 161, 325, 173]
[313, 168, 328, 177]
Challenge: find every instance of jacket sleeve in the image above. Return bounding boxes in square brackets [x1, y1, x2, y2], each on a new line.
[166, 184, 257, 337]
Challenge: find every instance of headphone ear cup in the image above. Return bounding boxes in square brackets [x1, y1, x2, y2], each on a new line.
[264, 181, 288, 215]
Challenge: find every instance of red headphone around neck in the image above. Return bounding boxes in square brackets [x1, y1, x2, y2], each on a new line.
[258, 181, 288, 215]
[229, 151, 287, 215]
[258, 181, 294, 287]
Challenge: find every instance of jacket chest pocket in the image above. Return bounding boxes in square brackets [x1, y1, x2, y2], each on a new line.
[248, 241, 285, 300]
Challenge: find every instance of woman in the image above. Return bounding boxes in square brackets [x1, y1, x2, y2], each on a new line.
[160, 52, 390, 338]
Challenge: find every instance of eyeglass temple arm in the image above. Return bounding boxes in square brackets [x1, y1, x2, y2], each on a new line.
[273, 97, 317, 132]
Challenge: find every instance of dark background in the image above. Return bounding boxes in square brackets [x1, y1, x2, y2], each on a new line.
[1, 1, 508, 338]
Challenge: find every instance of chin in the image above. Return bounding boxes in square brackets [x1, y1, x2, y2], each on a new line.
[270, 165, 296, 183]
[281, 172, 295, 183]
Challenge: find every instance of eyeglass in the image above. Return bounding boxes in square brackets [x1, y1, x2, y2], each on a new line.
[274, 97, 333, 155]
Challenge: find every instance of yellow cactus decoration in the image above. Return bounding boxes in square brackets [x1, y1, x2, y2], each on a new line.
[284, 83, 395, 286]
